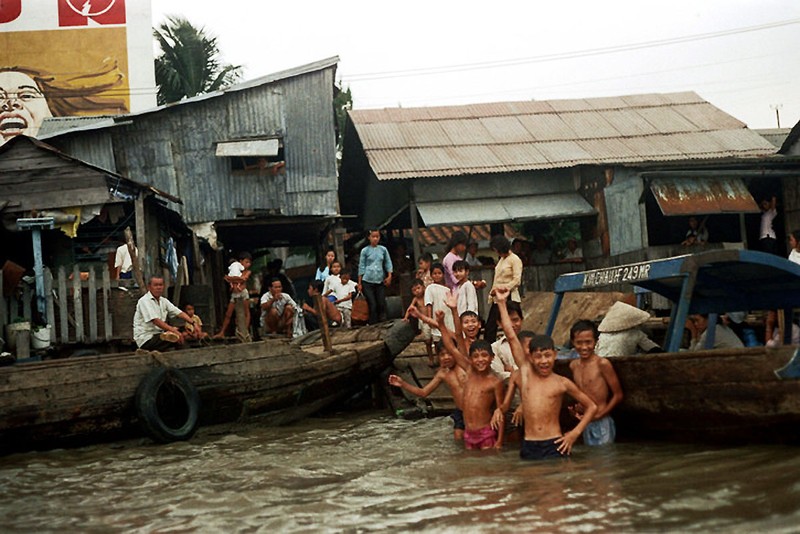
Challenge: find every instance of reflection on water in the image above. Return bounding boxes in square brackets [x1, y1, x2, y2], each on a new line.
[1, 413, 800, 532]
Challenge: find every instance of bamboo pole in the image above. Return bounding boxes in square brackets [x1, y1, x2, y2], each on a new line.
[123, 226, 146, 295]
[314, 294, 332, 353]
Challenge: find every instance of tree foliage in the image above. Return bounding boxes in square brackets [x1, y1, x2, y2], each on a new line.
[154, 16, 242, 105]
[334, 85, 353, 159]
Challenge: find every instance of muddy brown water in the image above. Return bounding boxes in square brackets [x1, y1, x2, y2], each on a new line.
[1, 412, 799, 532]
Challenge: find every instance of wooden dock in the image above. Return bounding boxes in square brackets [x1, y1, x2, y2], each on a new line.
[388, 338, 456, 416]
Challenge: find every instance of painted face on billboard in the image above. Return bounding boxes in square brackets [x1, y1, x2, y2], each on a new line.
[0, 70, 53, 141]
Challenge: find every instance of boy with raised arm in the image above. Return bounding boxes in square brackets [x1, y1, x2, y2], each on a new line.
[437, 310, 505, 450]
[568, 320, 624, 446]
[493, 287, 597, 460]
[388, 341, 467, 441]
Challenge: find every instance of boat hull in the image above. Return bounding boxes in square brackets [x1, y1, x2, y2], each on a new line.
[556, 346, 800, 443]
[0, 321, 415, 453]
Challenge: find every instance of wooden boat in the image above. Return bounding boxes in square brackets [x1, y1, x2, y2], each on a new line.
[547, 250, 800, 443]
[0, 320, 416, 454]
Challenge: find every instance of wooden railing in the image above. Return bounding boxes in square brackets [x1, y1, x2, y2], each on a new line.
[1, 266, 136, 346]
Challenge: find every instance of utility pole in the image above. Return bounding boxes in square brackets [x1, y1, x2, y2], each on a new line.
[770, 104, 783, 128]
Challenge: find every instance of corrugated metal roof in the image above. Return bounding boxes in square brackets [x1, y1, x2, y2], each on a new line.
[649, 177, 759, 216]
[416, 193, 596, 225]
[417, 223, 521, 247]
[755, 128, 791, 148]
[347, 91, 777, 180]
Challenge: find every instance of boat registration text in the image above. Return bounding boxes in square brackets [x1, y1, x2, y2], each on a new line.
[582, 262, 652, 288]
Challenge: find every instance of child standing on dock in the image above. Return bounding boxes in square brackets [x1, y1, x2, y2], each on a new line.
[416, 252, 434, 287]
[388, 341, 467, 441]
[332, 269, 357, 328]
[214, 252, 253, 339]
[357, 229, 393, 324]
[424, 263, 454, 367]
[322, 260, 343, 299]
[452, 260, 478, 316]
[569, 320, 623, 446]
[493, 287, 597, 459]
[404, 278, 427, 333]
[437, 311, 505, 450]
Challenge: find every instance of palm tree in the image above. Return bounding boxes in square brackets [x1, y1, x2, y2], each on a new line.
[153, 16, 242, 105]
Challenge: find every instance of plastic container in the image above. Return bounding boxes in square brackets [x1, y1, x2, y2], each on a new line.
[31, 326, 52, 350]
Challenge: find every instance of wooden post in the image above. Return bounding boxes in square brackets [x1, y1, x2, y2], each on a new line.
[134, 195, 146, 278]
[72, 265, 84, 343]
[22, 284, 31, 322]
[58, 266, 69, 344]
[102, 267, 112, 341]
[174, 256, 187, 309]
[15, 330, 30, 360]
[409, 200, 422, 264]
[44, 268, 56, 343]
[192, 232, 206, 285]
[88, 266, 98, 343]
[333, 222, 346, 272]
[313, 294, 332, 353]
[739, 213, 749, 249]
[123, 226, 146, 294]
[0, 269, 6, 334]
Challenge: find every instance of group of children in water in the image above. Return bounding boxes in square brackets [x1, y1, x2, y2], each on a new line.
[392, 279, 624, 460]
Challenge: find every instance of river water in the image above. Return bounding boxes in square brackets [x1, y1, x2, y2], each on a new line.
[1, 412, 799, 533]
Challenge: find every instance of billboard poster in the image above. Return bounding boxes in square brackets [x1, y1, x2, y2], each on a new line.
[0, 0, 156, 146]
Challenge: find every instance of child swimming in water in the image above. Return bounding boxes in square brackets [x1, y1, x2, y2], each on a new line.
[437, 311, 505, 450]
[493, 286, 597, 460]
[388, 340, 467, 441]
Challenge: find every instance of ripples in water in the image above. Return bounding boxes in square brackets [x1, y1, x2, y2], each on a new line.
[2, 413, 800, 533]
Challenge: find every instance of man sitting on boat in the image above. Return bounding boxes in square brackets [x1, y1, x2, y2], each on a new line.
[685, 314, 744, 351]
[133, 277, 194, 351]
[596, 301, 661, 357]
[261, 278, 297, 338]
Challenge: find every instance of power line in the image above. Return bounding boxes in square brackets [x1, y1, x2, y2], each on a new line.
[341, 17, 800, 82]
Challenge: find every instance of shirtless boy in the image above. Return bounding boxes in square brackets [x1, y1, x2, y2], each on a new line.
[388, 341, 467, 441]
[493, 287, 597, 460]
[403, 278, 427, 330]
[409, 292, 478, 358]
[438, 311, 505, 450]
[568, 320, 623, 446]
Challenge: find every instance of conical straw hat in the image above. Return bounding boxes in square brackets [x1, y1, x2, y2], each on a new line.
[598, 301, 651, 333]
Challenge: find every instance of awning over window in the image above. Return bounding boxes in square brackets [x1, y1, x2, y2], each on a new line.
[649, 177, 759, 216]
[415, 193, 596, 226]
[215, 139, 280, 157]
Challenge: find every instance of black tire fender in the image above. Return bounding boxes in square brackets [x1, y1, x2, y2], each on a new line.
[135, 367, 200, 443]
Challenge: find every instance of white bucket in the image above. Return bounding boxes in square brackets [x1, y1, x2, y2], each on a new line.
[31, 326, 52, 350]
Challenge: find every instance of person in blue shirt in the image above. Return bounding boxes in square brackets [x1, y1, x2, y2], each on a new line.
[357, 229, 393, 324]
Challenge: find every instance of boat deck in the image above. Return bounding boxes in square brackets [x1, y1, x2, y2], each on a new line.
[391, 338, 456, 416]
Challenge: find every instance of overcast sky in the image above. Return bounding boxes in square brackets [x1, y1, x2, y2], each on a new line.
[151, 0, 799, 129]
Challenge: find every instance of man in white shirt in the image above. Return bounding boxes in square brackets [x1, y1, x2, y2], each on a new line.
[133, 277, 192, 350]
[759, 196, 778, 255]
[114, 241, 138, 279]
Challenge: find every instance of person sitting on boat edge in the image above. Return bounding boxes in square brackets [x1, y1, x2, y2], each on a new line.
[388, 340, 467, 442]
[569, 320, 624, 447]
[595, 301, 661, 357]
[491, 287, 597, 459]
[182, 303, 209, 342]
[261, 278, 297, 338]
[685, 314, 744, 351]
[302, 280, 342, 331]
[133, 276, 194, 351]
